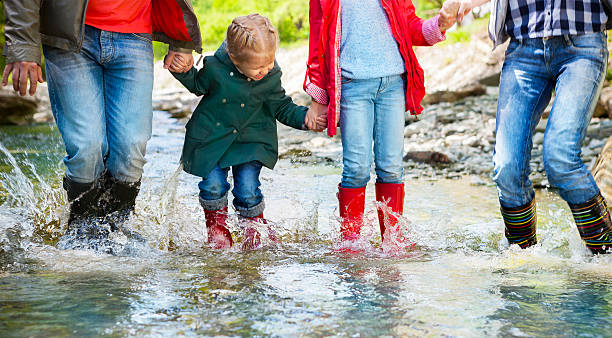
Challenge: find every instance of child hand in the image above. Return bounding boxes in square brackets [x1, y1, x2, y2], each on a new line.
[305, 103, 328, 132]
[164, 51, 194, 73]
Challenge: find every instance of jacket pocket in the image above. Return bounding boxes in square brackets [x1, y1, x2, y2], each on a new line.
[185, 113, 212, 141]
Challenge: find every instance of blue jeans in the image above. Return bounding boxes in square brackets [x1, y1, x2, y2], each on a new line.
[43, 25, 154, 184]
[339, 75, 406, 188]
[198, 161, 264, 218]
[494, 33, 608, 208]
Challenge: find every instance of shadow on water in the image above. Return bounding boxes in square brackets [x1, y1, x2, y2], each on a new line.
[1, 112, 612, 336]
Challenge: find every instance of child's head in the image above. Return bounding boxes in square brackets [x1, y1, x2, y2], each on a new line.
[226, 14, 278, 81]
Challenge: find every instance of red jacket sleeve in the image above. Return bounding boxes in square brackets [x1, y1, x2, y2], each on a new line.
[304, 0, 330, 105]
[404, 1, 430, 46]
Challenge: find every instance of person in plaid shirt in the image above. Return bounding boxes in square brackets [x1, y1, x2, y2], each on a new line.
[466, 0, 612, 254]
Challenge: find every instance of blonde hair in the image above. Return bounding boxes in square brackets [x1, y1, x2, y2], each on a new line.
[226, 14, 279, 63]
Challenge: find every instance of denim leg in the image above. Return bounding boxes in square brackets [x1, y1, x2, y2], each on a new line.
[373, 75, 405, 184]
[493, 40, 553, 208]
[339, 78, 378, 189]
[198, 166, 231, 211]
[543, 33, 608, 205]
[231, 161, 264, 217]
[102, 30, 154, 183]
[43, 27, 107, 184]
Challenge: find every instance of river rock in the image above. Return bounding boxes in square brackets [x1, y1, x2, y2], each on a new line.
[596, 86, 612, 118]
[0, 85, 53, 125]
[422, 83, 487, 105]
[592, 135, 612, 202]
[404, 151, 453, 165]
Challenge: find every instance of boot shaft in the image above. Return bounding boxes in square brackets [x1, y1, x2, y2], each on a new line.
[569, 193, 612, 254]
[500, 199, 537, 249]
[337, 185, 366, 241]
[375, 183, 404, 241]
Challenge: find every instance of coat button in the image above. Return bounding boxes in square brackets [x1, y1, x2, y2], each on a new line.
[230, 72, 234, 76]
[233, 129, 237, 134]
[240, 103, 245, 108]
[216, 122, 220, 126]
[222, 98, 226, 103]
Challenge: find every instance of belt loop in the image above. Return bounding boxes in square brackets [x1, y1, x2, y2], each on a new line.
[563, 34, 571, 45]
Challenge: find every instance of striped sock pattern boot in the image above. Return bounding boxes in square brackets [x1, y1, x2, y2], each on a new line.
[569, 193, 612, 254]
[501, 199, 537, 248]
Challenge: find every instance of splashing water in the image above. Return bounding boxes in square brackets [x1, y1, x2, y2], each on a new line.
[1, 112, 612, 336]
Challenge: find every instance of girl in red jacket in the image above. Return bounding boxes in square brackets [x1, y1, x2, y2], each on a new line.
[304, 0, 467, 247]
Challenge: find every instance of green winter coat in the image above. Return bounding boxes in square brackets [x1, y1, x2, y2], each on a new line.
[172, 44, 308, 178]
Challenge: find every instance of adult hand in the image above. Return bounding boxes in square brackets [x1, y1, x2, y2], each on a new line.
[456, 0, 474, 22]
[164, 50, 194, 73]
[439, 0, 459, 31]
[1, 61, 44, 96]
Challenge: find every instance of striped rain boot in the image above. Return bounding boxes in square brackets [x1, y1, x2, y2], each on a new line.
[500, 199, 537, 249]
[569, 193, 612, 254]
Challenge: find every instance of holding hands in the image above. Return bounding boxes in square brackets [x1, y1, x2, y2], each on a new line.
[305, 101, 328, 132]
[164, 50, 194, 73]
[438, 0, 474, 31]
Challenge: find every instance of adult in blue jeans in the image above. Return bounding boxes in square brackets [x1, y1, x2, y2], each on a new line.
[468, 0, 612, 253]
[1, 0, 201, 239]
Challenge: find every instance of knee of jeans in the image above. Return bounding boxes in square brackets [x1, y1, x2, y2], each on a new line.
[199, 180, 229, 201]
[375, 166, 403, 184]
[342, 165, 370, 188]
[233, 190, 263, 210]
[116, 133, 150, 157]
[542, 142, 581, 185]
[492, 155, 524, 187]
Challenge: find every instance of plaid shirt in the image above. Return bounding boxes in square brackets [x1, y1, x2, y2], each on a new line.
[505, 0, 607, 39]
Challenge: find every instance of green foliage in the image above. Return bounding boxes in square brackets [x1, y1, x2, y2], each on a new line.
[437, 15, 490, 46]
[191, 0, 309, 51]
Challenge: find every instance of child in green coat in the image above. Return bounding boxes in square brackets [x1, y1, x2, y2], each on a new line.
[171, 14, 325, 250]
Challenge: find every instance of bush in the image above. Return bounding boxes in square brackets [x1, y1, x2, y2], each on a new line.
[191, 0, 310, 51]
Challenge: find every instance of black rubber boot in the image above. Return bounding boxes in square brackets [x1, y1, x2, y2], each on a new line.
[500, 198, 537, 249]
[60, 176, 113, 252]
[63, 176, 103, 226]
[99, 176, 145, 243]
[569, 193, 612, 254]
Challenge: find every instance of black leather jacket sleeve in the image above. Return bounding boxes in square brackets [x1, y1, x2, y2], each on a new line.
[3, 0, 42, 64]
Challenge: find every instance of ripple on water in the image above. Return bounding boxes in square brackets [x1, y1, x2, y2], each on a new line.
[1, 112, 612, 336]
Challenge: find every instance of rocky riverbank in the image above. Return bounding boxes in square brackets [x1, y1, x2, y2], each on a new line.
[4, 28, 612, 185]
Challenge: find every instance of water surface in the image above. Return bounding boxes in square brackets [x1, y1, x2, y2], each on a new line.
[1, 112, 611, 337]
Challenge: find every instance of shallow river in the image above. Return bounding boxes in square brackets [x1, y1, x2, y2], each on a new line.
[1, 112, 611, 336]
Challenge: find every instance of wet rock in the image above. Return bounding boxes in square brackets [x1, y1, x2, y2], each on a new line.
[0, 86, 53, 125]
[279, 148, 313, 159]
[422, 83, 487, 105]
[592, 135, 612, 202]
[533, 132, 544, 145]
[596, 86, 612, 118]
[404, 151, 453, 165]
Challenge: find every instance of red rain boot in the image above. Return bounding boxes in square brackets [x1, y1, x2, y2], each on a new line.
[204, 207, 233, 249]
[242, 213, 263, 250]
[337, 185, 366, 241]
[242, 214, 281, 250]
[375, 183, 404, 242]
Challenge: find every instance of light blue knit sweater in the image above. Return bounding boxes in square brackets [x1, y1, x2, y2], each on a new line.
[340, 0, 406, 79]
